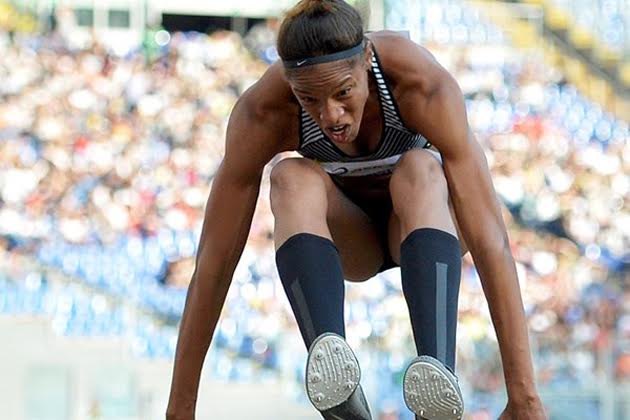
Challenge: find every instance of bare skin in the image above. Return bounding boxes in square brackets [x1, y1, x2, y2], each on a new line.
[166, 31, 546, 420]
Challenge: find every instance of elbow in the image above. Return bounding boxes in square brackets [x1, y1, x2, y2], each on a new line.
[470, 231, 512, 261]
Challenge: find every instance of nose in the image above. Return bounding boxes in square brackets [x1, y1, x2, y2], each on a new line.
[319, 99, 345, 125]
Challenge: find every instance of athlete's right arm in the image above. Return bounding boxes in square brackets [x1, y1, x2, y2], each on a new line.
[166, 70, 296, 419]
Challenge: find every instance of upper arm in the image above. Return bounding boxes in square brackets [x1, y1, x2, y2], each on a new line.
[220, 99, 280, 186]
[194, 82, 297, 272]
[220, 63, 298, 186]
[392, 44, 509, 254]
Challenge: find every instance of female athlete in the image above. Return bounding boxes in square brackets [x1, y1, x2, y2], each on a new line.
[166, 1, 547, 419]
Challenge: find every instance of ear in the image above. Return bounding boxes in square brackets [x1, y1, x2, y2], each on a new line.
[362, 40, 373, 70]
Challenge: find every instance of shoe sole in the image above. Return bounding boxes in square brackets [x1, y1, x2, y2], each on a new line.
[403, 356, 464, 420]
[306, 333, 361, 412]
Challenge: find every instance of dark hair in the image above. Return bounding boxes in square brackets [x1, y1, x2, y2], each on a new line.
[277, 0, 364, 63]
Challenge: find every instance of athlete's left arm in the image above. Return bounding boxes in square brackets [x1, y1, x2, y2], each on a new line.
[396, 44, 546, 417]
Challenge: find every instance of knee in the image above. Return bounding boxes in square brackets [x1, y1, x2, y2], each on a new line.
[390, 149, 448, 200]
[269, 158, 328, 211]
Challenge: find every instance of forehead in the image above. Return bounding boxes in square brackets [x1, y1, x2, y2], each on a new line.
[288, 60, 362, 93]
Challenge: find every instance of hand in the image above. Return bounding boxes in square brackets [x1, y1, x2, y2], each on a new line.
[498, 396, 547, 420]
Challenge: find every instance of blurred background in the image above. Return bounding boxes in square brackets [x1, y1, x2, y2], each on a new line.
[0, 0, 628, 419]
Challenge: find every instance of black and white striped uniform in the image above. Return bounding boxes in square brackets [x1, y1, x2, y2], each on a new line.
[297, 45, 438, 178]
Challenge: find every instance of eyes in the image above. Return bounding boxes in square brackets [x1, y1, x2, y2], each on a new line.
[301, 96, 317, 105]
[338, 87, 352, 98]
[300, 87, 353, 106]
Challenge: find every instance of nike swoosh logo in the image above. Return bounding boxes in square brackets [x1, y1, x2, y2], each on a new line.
[330, 167, 348, 175]
[297, 60, 307, 66]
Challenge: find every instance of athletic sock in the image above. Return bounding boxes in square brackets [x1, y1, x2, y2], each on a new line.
[400, 228, 461, 372]
[275, 233, 346, 349]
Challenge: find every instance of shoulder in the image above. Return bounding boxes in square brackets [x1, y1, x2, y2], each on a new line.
[221, 62, 301, 179]
[237, 61, 299, 128]
[229, 61, 301, 154]
[367, 31, 455, 98]
[366, 31, 464, 137]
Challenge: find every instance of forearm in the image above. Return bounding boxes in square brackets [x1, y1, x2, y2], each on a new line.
[474, 245, 537, 401]
[167, 270, 232, 412]
[443, 135, 538, 399]
[167, 167, 262, 416]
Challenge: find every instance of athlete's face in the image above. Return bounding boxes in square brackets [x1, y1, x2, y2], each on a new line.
[287, 49, 372, 144]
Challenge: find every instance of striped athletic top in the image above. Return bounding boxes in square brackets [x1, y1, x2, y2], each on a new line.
[297, 45, 433, 177]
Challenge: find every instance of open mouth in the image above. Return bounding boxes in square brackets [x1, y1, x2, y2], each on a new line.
[327, 124, 351, 142]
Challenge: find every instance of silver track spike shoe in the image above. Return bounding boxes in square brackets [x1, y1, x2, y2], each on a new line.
[403, 355, 464, 420]
[306, 333, 372, 420]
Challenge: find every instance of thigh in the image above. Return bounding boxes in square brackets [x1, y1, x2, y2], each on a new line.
[270, 158, 385, 281]
[387, 149, 469, 262]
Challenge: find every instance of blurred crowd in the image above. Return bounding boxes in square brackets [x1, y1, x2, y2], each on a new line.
[544, 0, 628, 56]
[0, 1, 628, 419]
